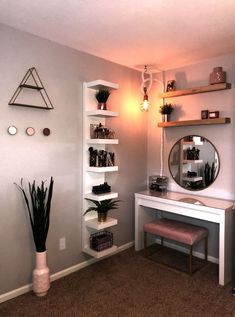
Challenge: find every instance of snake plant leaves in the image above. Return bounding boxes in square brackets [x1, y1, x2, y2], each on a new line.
[15, 177, 54, 252]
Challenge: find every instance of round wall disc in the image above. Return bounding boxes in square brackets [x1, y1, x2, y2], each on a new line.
[43, 128, 51, 136]
[26, 127, 35, 136]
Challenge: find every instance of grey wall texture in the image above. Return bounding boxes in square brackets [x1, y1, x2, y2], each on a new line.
[0, 24, 147, 295]
[2, 22, 234, 297]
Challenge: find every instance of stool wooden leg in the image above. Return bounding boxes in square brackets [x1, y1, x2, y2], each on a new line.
[205, 237, 208, 263]
[144, 231, 147, 248]
[189, 245, 193, 275]
[144, 231, 147, 257]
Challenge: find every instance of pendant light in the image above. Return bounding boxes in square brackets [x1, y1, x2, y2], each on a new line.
[140, 65, 152, 112]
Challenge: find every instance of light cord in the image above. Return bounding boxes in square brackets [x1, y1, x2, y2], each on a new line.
[140, 65, 153, 94]
[158, 71, 165, 176]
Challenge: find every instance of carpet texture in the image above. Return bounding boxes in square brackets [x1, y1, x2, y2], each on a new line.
[0, 247, 235, 317]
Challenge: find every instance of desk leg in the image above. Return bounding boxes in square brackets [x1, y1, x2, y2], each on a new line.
[219, 217, 225, 286]
[219, 209, 234, 286]
[135, 198, 157, 251]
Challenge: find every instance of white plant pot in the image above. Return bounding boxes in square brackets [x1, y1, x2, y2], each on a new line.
[33, 251, 50, 297]
[162, 114, 170, 122]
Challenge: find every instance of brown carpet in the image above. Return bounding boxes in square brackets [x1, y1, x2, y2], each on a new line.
[0, 247, 235, 317]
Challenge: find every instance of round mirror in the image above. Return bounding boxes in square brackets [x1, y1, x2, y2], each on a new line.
[169, 135, 220, 191]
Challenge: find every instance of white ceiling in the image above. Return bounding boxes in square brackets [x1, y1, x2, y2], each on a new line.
[1, 0, 235, 71]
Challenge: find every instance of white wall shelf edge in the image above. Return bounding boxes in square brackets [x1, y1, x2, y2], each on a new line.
[86, 110, 118, 117]
[87, 166, 118, 172]
[83, 245, 118, 258]
[86, 139, 119, 144]
[86, 80, 119, 90]
[85, 217, 118, 230]
[85, 192, 118, 201]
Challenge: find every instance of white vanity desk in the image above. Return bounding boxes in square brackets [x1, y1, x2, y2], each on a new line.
[135, 190, 235, 286]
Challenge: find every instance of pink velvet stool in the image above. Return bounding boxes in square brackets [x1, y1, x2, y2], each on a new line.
[144, 218, 208, 275]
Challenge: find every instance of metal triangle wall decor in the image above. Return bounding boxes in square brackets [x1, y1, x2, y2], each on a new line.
[9, 67, 54, 110]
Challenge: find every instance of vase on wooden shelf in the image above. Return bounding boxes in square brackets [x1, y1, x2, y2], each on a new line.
[98, 212, 108, 222]
[159, 103, 173, 122]
[33, 251, 50, 297]
[209, 67, 226, 85]
[97, 102, 107, 110]
[95, 89, 110, 111]
[162, 114, 170, 122]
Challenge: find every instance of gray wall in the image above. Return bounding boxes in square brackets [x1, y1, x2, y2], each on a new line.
[0, 24, 147, 295]
[3, 21, 233, 296]
[147, 54, 235, 257]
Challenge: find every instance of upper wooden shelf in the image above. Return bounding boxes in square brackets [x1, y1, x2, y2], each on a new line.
[159, 83, 231, 99]
[158, 118, 231, 128]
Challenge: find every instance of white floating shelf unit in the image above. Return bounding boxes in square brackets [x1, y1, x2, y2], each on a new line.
[82, 79, 119, 259]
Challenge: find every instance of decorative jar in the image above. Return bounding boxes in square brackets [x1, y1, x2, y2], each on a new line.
[209, 67, 226, 84]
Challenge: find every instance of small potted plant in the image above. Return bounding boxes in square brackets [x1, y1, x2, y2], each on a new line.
[15, 177, 54, 297]
[84, 198, 120, 222]
[159, 103, 174, 122]
[95, 89, 110, 110]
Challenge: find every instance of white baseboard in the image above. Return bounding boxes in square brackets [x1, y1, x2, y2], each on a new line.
[155, 238, 219, 264]
[0, 241, 134, 304]
[50, 241, 134, 282]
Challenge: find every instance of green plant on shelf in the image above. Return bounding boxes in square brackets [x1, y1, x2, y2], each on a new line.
[159, 103, 174, 114]
[84, 198, 120, 222]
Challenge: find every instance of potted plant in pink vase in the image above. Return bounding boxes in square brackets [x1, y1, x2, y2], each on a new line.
[15, 177, 54, 297]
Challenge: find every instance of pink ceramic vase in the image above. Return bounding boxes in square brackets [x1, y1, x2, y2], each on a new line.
[209, 67, 226, 84]
[33, 251, 50, 297]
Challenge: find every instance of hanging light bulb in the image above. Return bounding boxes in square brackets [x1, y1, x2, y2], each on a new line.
[140, 86, 150, 111]
[139, 65, 152, 112]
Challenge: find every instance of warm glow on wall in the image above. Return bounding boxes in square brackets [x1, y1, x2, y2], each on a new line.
[116, 89, 146, 132]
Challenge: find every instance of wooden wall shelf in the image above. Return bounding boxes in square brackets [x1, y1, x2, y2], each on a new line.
[158, 118, 231, 128]
[159, 83, 231, 99]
